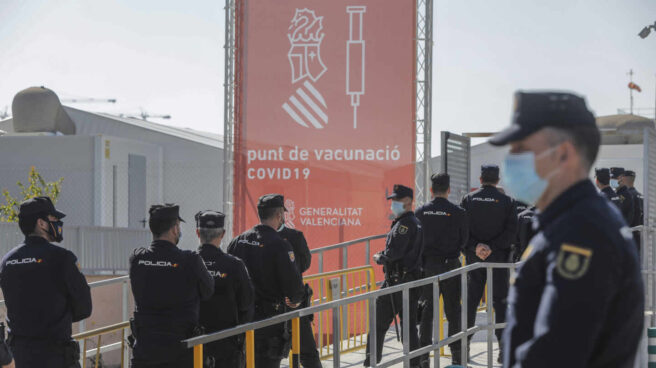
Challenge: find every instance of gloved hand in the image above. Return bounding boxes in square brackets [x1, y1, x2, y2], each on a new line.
[373, 252, 388, 265]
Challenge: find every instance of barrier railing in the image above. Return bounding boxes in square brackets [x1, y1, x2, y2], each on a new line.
[310, 234, 386, 273]
[185, 261, 520, 368]
[302, 265, 376, 359]
[72, 321, 130, 368]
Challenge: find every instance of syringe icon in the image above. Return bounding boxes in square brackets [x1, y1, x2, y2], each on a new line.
[346, 6, 365, 129]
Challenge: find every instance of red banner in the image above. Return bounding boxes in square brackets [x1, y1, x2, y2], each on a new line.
[234, 0, 416, 274]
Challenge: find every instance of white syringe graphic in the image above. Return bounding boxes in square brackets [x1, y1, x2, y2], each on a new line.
[346, 6, 365, 129]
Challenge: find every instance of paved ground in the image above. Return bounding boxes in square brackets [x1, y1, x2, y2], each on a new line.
[282, 312, 502, 368]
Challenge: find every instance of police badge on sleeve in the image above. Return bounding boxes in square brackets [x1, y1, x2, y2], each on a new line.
[556, 244, 592, 280]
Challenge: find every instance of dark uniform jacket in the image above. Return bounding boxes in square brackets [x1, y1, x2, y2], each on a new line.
[198, 244, 254, 331]
[130, 240, 214, 329]
[414, 197, 468, 260]
[600, 186, 622, 209]
[227, 225, 304, 316]
[0, 236, 91, 342]
[279, 226, 312, 274]
[460, 185, 518, 256]
[616, 186, 635, 225]
[514, 207, 536, 262]
[381, 211, 423, 274]
[627, 187, 643, 227]
[504, 180, 644, 367]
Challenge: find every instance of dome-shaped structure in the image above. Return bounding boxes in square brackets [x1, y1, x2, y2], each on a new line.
[11, 86, 76, 134]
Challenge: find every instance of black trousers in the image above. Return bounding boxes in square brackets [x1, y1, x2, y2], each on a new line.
[11, 342, 79, 368]
[299, 315, 322, 368]
[419, 257, 462, 362]
[364, 273, 421, 367]
[205, 336, 244, 368]
[465, 250, 510, 344]
[131, 350, 193, 368]
[254, 321, 288, 368]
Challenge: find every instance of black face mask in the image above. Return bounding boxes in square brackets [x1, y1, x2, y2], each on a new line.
[46, 220, 64, 242]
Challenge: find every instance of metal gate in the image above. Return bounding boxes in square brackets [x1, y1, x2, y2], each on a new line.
[643, 127, 656, 326]
[440, 131, 471, 203]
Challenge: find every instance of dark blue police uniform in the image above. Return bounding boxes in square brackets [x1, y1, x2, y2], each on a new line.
[611, 167, 635, 225]
[365, 185, 423, 367]
[625, 171, 643, 251]
[513, 207, 536, 262]
[415, 174, 468, 365]
[196, 210, 254, 368]
[504, 181, 643, 367]
[278, 225, 322, 368]
[129, 205, 214, 368]
[460, 171, 517, 349]
[0, 197, 91, 368]
[227, 194, 305, 368]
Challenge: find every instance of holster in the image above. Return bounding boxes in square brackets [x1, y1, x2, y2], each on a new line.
[266, 326, 292, 360]
[302, 284, 315, 322]
[127, 318, 137, 349]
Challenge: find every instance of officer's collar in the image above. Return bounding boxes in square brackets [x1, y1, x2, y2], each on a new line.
[24, 235, 50, 245]
[254, 224, 277, 233]
[199, 243, 223, 253]
[151, 239, 178, 249]
[393, 211, 413, 224]
[431, 196, 449, 203]
[537, 179, 596, 229]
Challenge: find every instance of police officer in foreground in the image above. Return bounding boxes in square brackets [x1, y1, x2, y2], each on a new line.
[278, 211, 322, 368]
[460, 165, 517, 363]
[129, 204, 214, 367]
[623, 170, 644, 251]
[415, 174, 468, 367]
[0, 197, 91, 368]
[227, 194, 305, 368]
[594, 168, 621, 209]
[611, 167, 635, 225]
[491, 91, 643, 367]
[196, 211, 254, 368]
[364, 185, 423, 368]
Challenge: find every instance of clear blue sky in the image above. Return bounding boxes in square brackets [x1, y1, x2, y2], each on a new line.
[1, 0, 655, 155]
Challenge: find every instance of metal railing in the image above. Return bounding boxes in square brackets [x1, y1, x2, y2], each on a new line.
[72, 321, 130, 368]
[310, 234, 385, 273]
[185, 261, 519, 368]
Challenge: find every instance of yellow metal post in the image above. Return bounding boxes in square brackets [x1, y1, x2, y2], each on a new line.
[94, 335, 102, 368]
[193, 344, 203, 368]
[246, 330, 255, 368]
[292, 317, 300, 368]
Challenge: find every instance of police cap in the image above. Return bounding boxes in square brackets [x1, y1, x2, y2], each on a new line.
[624, 170, 636, 178]
[387, 184, 413, 200]
[610, 167, 625, 179]
[195, 210, 225, 229]
[431, 173, 450, 188]
[149, 204, 185, 222]
[257, 194, 287, 211]
[595, 168, 610, 182]
[481, 164, 500, 179]
[18, 196, 66, 219]
[489, 91, 596, 146]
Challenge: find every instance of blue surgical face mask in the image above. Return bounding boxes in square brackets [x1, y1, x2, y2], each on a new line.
[391, 201, 405, 217]
[610, 179, 619, 189]
[501, 148, 558, 205]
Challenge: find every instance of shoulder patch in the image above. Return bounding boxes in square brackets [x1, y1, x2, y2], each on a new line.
[398, 225, 408, 235]
[288, 251, 295, 262]
[556, 244, 592, 280]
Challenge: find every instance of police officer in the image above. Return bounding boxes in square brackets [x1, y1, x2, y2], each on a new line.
[129, 204, 214, 367]
[196, 211, 254, 368]
[594, 168, 622, 209]
[0, 196, 91, 368]
[227, 194, 304, 368]
[415, 174, 467, 367]
[611, 167, 635, 225]
[364, 185, 423, 368]
[278, 213, 322, 368]
[490, 91, 643, 367]
[460, 165, 517, 363]
[623, 170, 644, 251]
[512, 206, 536, 263]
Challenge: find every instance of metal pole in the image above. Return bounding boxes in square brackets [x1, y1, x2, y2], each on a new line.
[122, 280, 129, 368]
[402, 288, 411, 368]
[222, 0, 236, 243]
[193, 345, 203, 368]
[332, 306, 341, 368]
[246, 330, 255, 368]
[365, 240, 371, 265]
[432, 281, 440, 368]
[486, 267, 494, 368]
[369, 296, 377, 368]
[461, 269, 468, 365]
[292, 318, 300, 368]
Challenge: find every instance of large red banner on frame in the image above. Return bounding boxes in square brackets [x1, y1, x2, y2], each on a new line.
[234, 0, 416, 273]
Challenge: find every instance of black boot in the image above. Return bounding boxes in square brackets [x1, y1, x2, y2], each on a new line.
[497, 343, 504, 364]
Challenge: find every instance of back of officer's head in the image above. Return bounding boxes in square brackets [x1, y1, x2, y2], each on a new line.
[195, 210, 225, 244]
[17, 197, 64, 237]
[480, 165, 500, 186]
[18, 213, 43, 236]
[148, 205, 181, 238]
[431, 173, 450, 195]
